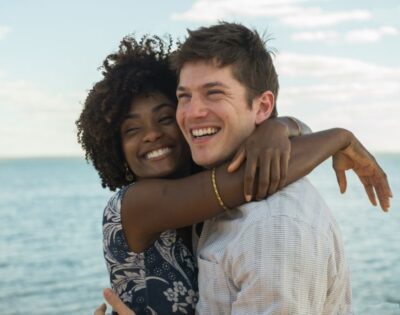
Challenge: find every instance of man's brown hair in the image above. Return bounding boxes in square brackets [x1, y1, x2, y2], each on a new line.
[171, 21, 279, 116]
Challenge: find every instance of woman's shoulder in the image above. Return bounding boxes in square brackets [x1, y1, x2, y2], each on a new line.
[103, 183, 136, 220]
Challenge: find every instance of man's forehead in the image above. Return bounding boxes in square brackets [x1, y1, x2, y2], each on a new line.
[178, 61, 236, 89]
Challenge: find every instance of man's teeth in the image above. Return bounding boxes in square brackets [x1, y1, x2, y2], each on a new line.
[145, 147, 172, 159]
[191, 127, 218, 137]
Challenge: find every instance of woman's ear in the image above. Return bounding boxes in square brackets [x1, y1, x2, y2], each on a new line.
[254, 91, 275, 125]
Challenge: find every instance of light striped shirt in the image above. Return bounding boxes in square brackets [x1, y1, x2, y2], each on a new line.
[195, 178, 352, 315]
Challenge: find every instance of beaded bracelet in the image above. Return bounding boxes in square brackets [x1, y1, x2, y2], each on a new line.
[211, 168, 230, 211]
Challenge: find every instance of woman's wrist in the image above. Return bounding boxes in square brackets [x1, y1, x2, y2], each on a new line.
[267, 117, 290, 137]
[215, 162, 247, 208]
[335, 128, 354, 151]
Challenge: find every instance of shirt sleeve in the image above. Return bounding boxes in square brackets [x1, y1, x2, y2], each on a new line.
[226, 214, 351, 315]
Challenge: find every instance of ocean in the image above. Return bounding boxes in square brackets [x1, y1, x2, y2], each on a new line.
[0, 155, 399, 314]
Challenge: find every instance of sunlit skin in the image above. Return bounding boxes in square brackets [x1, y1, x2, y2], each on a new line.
[120, 92, 191, 179]
[176, 60, 273, 169]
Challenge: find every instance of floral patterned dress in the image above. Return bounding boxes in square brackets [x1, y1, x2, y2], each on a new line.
[103, 186, 199, 315]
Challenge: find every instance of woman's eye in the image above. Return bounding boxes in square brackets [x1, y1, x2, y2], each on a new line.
[159, 116, 175, 124]
[125, 127, 140, 134]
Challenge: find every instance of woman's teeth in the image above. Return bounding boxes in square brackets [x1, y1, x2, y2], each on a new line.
[145, 147, 172, 160]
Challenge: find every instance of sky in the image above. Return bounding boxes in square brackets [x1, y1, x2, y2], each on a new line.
[0, 0, 399, 158]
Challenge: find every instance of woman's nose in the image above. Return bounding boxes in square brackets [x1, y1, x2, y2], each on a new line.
[142, 126, 163, 142]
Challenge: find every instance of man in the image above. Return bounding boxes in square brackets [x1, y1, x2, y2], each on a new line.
[172, 22, 382, 314]
[95, 22, 391, 314]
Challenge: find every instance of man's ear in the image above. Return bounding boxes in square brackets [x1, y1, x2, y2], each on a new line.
[254, 90, 275, 125]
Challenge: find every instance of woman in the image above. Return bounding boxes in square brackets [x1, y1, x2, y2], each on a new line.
[77, 35, 391, 315]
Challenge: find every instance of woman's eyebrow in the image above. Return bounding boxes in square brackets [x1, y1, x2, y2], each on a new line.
[123, 103, 175, 120]
[123, 113, 140, 120]
[152, 103, 176, 113]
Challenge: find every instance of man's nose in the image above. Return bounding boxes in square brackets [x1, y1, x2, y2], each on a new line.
[186, 95, 208, 119]
[142, 126, 163, 142]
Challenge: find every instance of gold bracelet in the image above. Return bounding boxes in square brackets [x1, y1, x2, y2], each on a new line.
[287, 116, 301, 136]
[211, 168, 230, 211]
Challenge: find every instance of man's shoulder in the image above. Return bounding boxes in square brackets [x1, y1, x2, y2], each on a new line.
[239, 177, 335, 231]
[240, 177, 325, 212]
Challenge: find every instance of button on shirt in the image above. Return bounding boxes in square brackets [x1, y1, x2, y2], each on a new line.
[195, 178, 352, 315]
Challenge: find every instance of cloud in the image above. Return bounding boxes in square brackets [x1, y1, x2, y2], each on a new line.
[275, 53, 400, 80]
[345, 26, 398, 43]
[291, 31, 338, 43]
[282, 9, 370, 28]
[0, 77, 84, 157]
[292, 26, 398, 44]
[171, 0, 371, 28]
[0, 25, 11, 39]
[274, 53, 400, 151]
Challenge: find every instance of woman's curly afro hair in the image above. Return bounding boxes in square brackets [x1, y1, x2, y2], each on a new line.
[76, 35, 178, 191]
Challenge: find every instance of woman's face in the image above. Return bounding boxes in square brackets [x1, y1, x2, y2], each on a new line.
[120, 92, 191, 180]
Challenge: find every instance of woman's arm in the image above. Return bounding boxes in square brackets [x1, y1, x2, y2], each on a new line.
[279, 116, 313, 136]
[122, 127, 391, 252]
[123, 116, 302, 252]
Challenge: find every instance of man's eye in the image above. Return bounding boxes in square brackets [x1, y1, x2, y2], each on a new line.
[208, 90, 223, 96]
[177, 93, 190, 99]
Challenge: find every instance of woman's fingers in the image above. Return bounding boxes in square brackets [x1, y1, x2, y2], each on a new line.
[375, 184, 389, 212]
[267, 150, 280, 196]
[334, 168, 347, 194]
[278, 151, 289, 191]
[227, 146, 246, 173]
[103, 288, 136, 315]
[93, 303, 107, 315]
[256, 153, 271, 200]
[359, 176, 377, 207]
[244, 154, 258, 202]
[373, 175, 391, 211]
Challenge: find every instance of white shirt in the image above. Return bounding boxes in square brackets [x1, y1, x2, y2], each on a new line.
[195, 178, 352, 315]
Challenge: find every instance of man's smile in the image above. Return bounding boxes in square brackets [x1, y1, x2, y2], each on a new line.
[191, 127, 220, 138]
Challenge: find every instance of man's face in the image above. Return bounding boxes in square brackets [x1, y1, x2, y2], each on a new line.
[176, 60, 258, 168]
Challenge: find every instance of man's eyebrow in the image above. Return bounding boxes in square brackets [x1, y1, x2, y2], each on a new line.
[177, 86, 187, 92]
[203, 81, 228, 89]
[177, 81, 228, 91]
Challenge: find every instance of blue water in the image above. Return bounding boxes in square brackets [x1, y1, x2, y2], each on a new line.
[0, 156, 399, 314]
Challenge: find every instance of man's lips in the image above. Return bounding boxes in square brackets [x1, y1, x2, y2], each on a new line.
[190, 127, 220, 138]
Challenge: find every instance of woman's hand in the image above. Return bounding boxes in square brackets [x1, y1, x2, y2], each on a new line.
[93, 289, 136, 315]
[228, 118, 291, 201]
[332, 134, 393, 211]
